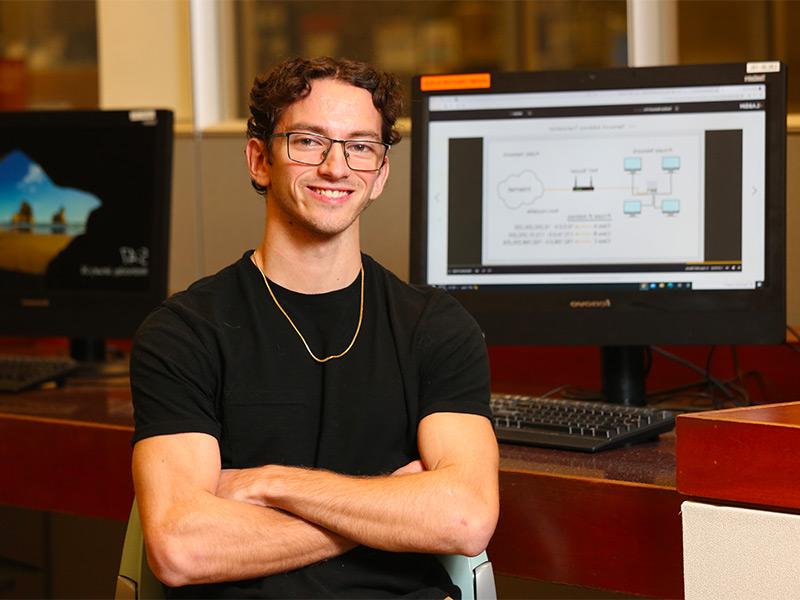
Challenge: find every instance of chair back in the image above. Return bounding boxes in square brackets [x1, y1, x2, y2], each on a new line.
[438, 551, 496, 600]
[115, 502, 164, 600]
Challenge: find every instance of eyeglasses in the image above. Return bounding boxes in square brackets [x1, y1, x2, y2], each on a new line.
[269, 131, 389, 172]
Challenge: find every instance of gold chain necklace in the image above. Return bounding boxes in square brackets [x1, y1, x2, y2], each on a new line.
[251, 254, 364, 363]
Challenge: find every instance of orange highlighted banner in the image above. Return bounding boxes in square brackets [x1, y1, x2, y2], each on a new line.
[420, 73, 491, 92]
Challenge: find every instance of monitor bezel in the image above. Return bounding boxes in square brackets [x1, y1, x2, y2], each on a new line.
[410, 62, 786, 346]
[0, 109, 173, 339]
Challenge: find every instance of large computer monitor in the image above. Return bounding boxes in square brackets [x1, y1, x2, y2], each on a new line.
[0, 109, 173, 360]
[410, 62, 786, 405]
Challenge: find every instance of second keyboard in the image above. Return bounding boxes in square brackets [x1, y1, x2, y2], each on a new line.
[0, 355, 78, 393]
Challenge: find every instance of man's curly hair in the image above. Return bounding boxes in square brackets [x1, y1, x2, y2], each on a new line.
[247, 57, 403, 195]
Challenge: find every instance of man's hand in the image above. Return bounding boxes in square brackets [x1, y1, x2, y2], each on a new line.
[216, 467, 271, 506]
[391, 460, 424, 476]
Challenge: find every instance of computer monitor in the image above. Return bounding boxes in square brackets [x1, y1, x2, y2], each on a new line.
[0, 109, 173, 361]
[410, 62, 786, 405]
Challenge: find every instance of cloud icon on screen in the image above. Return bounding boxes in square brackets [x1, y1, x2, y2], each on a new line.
[498, 171, 544, 209]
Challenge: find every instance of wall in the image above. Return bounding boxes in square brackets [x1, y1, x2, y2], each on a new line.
[97, 0, 193, 123]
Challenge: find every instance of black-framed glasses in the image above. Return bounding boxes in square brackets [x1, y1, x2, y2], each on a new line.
[269, 131, 390, 172]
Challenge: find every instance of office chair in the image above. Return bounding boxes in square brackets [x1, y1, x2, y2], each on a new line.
[115, 501, 163, 600]
[439, 550, 496, 600]
[116, 501, 496, 600]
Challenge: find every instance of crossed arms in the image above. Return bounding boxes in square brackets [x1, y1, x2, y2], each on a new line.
[133, 411, 499, 588]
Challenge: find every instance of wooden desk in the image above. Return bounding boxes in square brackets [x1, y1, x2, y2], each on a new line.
[677, 401, 800, 510]
[0, 383, 684, 598]
[0, 382, 135, 521]
[490, 438, 683, 598]
[676, 402, 800, 599]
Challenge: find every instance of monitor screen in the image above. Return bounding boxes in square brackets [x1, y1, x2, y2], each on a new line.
[410, 63, 786, 403]
[0, 109, 173, 346]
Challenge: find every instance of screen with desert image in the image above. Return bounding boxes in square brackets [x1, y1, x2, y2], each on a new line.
[0, 113, 161, 293]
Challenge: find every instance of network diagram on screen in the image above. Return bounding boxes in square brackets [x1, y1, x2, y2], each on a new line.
[425, 83, 766, 292]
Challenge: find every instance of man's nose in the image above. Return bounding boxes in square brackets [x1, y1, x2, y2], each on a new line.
[318, 141, 350, 178]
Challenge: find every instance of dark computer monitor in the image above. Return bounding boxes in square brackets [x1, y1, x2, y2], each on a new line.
[0, 109, 173, 361]
[410, 62, 786, 405]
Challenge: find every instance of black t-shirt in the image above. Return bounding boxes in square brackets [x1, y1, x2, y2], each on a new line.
[131, 252, 492, 598]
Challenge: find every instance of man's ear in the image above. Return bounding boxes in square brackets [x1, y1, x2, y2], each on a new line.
[369, 155, 391, 200]
[245, 138, 271, 190]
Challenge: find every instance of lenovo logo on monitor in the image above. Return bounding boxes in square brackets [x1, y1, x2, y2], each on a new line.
[569, 299, 612, 309]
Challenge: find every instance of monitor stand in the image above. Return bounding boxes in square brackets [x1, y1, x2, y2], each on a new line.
[70, 338, 106, 362]
[69, 337, 129, 378]
[601, 345, 647, 406]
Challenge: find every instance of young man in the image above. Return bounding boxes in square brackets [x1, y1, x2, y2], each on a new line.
[131, 57, 499, 598]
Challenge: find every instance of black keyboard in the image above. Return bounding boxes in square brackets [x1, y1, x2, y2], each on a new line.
[0, 355, 79, 393]
[491, 393, 675, 452]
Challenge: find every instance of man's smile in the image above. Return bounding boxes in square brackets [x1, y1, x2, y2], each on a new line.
[307, 185, 354, 203]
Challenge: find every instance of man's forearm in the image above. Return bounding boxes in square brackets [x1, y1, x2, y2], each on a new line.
[143, 491, 355, 587]
[221, 462, 497, 556]
[212, 413, 499, 558]
[133, 435, 356, 588]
